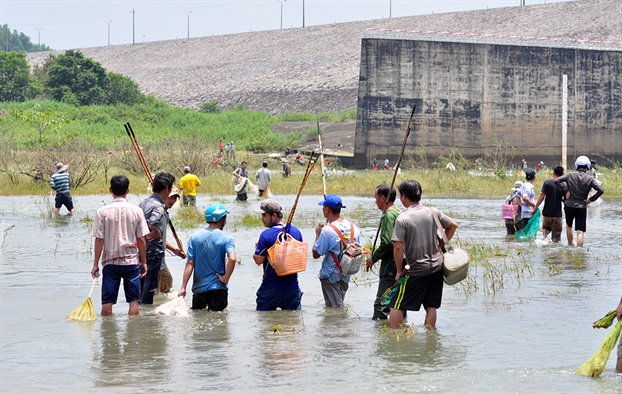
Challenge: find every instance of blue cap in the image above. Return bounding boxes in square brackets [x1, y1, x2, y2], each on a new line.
[318, 194, 346, 209]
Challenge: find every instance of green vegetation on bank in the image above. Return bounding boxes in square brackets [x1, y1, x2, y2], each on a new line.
[0, 99, 355, 150]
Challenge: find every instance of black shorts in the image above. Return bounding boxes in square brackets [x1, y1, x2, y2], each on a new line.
[389, 270, 444, 311]
[55, 193, 74, 210]
[564, 206, 587, 232]
[191, 289, 228, 311]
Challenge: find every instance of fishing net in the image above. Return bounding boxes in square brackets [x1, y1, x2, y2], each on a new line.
[154, 292, 190, 316]
[515, 209, 541, 241]
[66, 297, 96, 321]
[576, 319, 622, 377]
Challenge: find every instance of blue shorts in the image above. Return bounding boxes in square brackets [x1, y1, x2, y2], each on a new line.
[55, 193, 74, 211]
[256, 287, 303, 311]
[101, 264, 141, 305]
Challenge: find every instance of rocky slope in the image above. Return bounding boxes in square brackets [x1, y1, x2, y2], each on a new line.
[27, 0, 622, 114]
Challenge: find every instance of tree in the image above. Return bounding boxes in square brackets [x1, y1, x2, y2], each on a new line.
[0, 51, 41, 102]
[0, 24, 51, 52]
[12, 104, 70, 146]
[45, 50, 109, 106]
[107, 72, 145, 105]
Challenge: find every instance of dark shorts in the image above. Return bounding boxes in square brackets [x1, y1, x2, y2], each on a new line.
[101, 264, 141, 305]
[389, 270, 444, 311]
[564, 206, 587, 232]
[192, 289, 228, 311]
[55, 193, 74, 210]
[236, 193, 248, 201]
[258, 189, 266, 197]
[182, 195, 196, 207]
[256, 287, 303, 311]
[542, 216, 563, 242]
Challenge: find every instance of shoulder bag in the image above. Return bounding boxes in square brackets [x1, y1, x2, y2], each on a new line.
[430, 207, 469, 285]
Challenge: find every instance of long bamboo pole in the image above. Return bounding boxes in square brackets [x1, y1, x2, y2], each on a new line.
[124, 122, 185, 254]
[369, 104, 417, 262]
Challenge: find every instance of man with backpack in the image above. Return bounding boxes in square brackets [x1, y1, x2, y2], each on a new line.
[312, 194, 361, 308]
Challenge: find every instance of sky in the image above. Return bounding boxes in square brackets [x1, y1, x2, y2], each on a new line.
[1, 0, 573, 50]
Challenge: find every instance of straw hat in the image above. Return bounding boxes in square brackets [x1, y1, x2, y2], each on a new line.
[55, 163, 69, 173]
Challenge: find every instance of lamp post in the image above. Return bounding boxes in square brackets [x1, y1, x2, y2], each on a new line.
[185, 11, 192, 39]
[390, 0, 392, 18]
[302, 0, 305, 27]
[106, 20, 112, 46]
[277, 0, 286, 29]
[130, 9, 135, 44]
[36, 28, 43, 51]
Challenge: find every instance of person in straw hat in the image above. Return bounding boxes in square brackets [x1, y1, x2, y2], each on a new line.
[49, 162, 75, 215]
[156, 186, 186, 295]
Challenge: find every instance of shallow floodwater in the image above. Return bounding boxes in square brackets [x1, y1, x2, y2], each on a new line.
[1, 193, 621, 392]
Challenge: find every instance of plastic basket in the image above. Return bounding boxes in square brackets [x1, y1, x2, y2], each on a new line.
[267, 232, 308, 276]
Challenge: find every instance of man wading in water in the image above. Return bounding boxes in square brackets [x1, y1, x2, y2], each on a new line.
[253, 199, 304, 310]
[388, 180, 458, 329]
[554, 156, 604, 247]
[139, 172, 175, 305]
[312, 194, 361, 308]
[91, 175, 149, 315]
[179, 204, 236, 311]
[366, 184, 401, 320]
[50, 162, 75, 215]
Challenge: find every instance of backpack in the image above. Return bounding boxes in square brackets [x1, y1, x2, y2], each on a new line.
[328, 222, 365, 277]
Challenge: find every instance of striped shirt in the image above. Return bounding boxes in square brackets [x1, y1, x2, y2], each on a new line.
[92, 197, 150, 267]
[50, 172, 70, 194]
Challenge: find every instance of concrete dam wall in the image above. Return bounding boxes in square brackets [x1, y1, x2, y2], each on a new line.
[354, 37, 622, 168]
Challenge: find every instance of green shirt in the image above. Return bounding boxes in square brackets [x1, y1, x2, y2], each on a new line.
[372, 206, 401, 277]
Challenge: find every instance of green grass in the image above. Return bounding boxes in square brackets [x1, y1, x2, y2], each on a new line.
[0, 98, 356, 151]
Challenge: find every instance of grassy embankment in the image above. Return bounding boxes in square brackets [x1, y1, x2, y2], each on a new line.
[1, 99, 621, 199]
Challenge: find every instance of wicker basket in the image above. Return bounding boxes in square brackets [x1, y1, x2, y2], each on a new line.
[267, 232, 308, 276]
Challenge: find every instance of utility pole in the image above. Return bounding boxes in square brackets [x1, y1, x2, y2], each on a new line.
[131, 9, 135, 44]
[185, 11, 192, 39]
[302, 0, 305, 27]
[36, 28, 43, 51]
[106, 20, 112, 46]
[278, 0, 286, 29]
[390, 0, 392, 18]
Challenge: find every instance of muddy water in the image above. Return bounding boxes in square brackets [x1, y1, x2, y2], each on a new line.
[1, 194, 621, 392]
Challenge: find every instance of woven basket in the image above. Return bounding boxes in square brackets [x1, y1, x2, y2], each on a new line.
[267, 232, 308, 276]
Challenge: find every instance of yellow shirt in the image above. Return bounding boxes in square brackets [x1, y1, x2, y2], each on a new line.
[179, 174, 201, 196]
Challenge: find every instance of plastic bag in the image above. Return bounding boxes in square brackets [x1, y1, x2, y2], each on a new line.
[576, 320, 622, 377]
[154, 292, 190, 316]
[515, 209, 540, 241]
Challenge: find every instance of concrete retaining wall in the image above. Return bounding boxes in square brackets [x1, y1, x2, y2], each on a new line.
[354, 38, 622, 168]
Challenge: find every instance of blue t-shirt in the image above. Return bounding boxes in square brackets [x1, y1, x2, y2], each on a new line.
[254, 223, 303, 292]
[187, 228, 236, 293]
[313, 219, 360, 284]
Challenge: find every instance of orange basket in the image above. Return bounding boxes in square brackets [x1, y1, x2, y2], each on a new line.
[267, 232, 308, 276]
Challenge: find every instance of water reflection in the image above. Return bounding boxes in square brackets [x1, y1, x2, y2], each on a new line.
[95, 316, 169, 388]
[185, 311, 234, 391]
[252, 311, 310, 388]
[375, 330, 467, 374]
